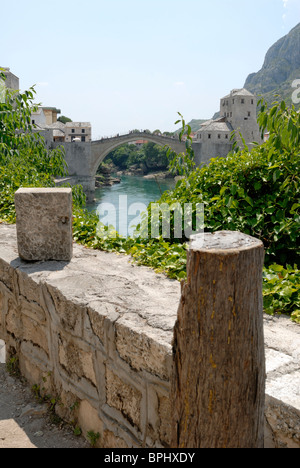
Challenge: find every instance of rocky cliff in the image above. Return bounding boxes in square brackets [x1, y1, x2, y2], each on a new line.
[244, 23, 300, 106]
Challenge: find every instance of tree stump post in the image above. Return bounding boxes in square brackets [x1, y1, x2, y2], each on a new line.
[171, 231, 265, 448]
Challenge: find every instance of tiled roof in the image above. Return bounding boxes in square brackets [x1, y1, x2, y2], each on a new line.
[221, 88, 254, 99]
[201, 121, 233, 132]
[197, 117, 233, 133]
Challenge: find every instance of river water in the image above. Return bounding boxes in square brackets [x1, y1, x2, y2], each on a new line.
[87, 174, 175, 236]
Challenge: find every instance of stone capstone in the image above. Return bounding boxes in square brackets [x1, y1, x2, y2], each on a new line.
[14, 188, 73, 262]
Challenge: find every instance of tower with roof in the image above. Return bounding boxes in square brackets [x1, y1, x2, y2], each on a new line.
[194, 88, 262, 165]
[220, 88, 261, 144]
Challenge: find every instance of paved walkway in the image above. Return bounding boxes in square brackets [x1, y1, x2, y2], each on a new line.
[0, 362, 90, 448]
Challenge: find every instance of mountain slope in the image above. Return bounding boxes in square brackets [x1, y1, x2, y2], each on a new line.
[244, 23, 300, 106]
[182, 24, 300, 132]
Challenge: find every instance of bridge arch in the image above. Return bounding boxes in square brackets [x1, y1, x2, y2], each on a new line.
[90, 132, 186, 177]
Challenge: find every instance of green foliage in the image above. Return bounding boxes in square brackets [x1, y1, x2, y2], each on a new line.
[161, 101, 300, 267]
[166, 112, 196, 177]
[103, 141, 169, 172]
[73, 426, 82, 437]
[57, 115, 72, 124]
[0, 78, 67, 222]
[263, 264, 300, 323]
[87, 430, 100, 447]
[6, 356, 20, 377]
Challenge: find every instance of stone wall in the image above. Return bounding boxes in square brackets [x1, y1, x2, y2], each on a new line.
[0, 223, 299, 448]
[0, 223, 179, 448]
[193, 141, 233, 166]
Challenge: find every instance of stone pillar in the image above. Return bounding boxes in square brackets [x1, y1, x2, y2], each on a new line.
[171, 231, 265, 448]
[14, 188, 73, 262]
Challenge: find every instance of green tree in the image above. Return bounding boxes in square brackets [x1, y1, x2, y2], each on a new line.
[143, 142, 168, 171]
[161, 102, 300, 265]
[0, 73, 67, 222]
[58, 115, 73, 124]
[166, 112, 195, 177]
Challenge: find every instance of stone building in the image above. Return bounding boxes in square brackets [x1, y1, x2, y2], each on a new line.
[1, 67, 19, 90]
[193, 88, 262, 165]
[64, 122, 92, 143]
[31, 106, 61, 127]
[30, 108, 92, 144]
[220, 88, 261, 143]
[41, 107, 61, 125]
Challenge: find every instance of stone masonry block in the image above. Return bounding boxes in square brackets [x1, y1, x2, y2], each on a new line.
[115, 313, 172, 381]
[106, 367, 142, 430]
[58, 334, 97, 387]
[14, 188, 73, 261]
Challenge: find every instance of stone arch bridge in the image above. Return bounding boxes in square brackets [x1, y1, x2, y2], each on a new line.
[55, 132, 186, 202]
[90, 132, 186, 177]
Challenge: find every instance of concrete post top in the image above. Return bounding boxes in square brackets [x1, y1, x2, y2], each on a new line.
[15, 187, 72, 195]
[14, 187, 73, 262]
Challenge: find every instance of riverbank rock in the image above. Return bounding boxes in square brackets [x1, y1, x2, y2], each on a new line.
[95, 175, 121, 187]
[143, 171, 174, 180]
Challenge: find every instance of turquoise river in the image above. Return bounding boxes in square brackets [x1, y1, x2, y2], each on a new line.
[87, 174, 175, 236]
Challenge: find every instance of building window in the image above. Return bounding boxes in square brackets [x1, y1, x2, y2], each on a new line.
[248, 111, 251, 117]
[230, 112, 232, 117]
[208, 134, 211, 139]
[81, 136, 86, 142]
[241, 99, 245, 104]
[218, 134, 221, 139]
[251, 99, 254, 105]
[232, 99, 235, 104]
[71, 129, 75, 133]
[225, 134, 228, 139]
[82, 129, 85, 133]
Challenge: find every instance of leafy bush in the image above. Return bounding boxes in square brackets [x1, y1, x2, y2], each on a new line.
[158, 101, 300, 267]
[103, 142, 169, 172]
[0, 77, 67, 222]
[263, 264, 300, 323]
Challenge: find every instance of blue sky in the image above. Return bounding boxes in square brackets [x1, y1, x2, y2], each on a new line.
[1, 0, 299, 138]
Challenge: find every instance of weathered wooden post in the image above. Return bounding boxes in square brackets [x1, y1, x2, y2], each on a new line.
[171, 231, 265, 448]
